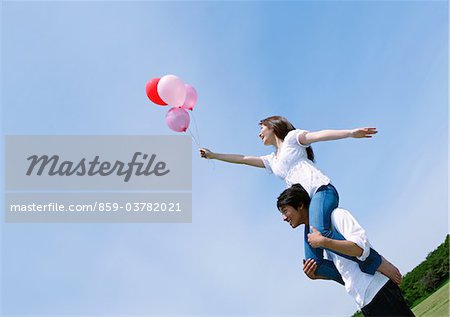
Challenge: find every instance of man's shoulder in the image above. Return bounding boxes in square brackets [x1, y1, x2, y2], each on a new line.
[330, 208, 357, 226]
[331, 208, 365, 234]
[332, 207, 352, 217]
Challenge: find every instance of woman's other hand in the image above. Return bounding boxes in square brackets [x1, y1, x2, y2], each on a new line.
[199, 148, 214, 159]
[350, 127, 378, 138]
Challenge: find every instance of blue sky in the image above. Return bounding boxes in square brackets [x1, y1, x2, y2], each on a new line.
[1, 1, 448, 316]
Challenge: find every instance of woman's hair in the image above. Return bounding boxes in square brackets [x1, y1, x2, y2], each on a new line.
[259, 116, 315, 162]
[277, 183, 311, 211]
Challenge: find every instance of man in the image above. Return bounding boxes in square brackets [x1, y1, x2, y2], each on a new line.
[277, 184, 415, 316]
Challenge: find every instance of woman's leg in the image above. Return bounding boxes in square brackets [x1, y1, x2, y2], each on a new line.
[304, 184, 343, 283]
[307, 184, 382, 275]
[308, 184, 340, 240]
[304, 226, 344, 285]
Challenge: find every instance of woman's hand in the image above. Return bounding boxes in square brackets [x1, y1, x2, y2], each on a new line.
[350, 127, 378, 138]
[303, 258, 319, 280]
[199, 148, 214, 159]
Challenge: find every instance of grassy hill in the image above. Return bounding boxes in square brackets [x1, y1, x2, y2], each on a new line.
[412, 280, 449, 317]
[401, 235, 449, 307]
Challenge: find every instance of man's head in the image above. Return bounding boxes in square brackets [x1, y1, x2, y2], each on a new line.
[276, 184, 311, 228]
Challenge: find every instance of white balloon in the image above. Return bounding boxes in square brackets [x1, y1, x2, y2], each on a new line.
[157, 75, 187, 107]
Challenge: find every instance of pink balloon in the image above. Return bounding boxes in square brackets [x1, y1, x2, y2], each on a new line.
[157, 75, 187, 107]
[182, 84, 198, 111]
[165, 107, 190, 132]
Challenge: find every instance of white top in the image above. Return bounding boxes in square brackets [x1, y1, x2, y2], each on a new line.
[325, 208, 389, 309]
[260, 129, 330, 197]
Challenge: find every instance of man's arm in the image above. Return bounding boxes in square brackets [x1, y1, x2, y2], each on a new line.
[302, 258, 345, 285]
[303, 258, 330, 281]
[307, 226, 363, 257]
[307, 208, 372, 261]
[308, 209, 404, 285]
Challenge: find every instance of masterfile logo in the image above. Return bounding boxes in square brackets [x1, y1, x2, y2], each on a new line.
[5, 135, 192, 223]
[6, 135, 191, 190]
[26, 152, 170, 182]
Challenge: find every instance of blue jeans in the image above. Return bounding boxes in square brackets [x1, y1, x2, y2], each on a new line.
[304, 184, 382, 284]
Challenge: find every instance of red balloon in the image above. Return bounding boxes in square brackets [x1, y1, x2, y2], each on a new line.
[145, 78, 167, 106]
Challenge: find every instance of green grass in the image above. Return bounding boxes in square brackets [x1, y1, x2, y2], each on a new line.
[412, 280, 449, 317]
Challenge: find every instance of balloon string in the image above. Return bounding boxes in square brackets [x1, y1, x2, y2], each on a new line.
[187, 127, 201, 148]
[187, 121, 215, 170]
[190, 111, 202, 147]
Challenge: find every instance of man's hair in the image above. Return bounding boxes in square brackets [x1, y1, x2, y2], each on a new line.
[277, 183, 311, 211]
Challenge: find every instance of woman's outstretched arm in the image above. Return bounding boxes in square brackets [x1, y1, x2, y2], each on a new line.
[199, 148, 265, 168]
[298, 127, 377, 145]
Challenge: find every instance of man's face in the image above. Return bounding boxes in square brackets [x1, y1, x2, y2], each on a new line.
[279, 205, 306, 229]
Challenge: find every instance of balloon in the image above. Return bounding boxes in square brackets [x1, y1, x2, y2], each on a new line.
[145, 78, 167, 106]
[165, 107, 190, 132]
[157, 75, 186, 107]
[182, 84, 198, 111]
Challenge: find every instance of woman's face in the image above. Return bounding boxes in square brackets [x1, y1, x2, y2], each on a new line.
[259, 124, 275, 146]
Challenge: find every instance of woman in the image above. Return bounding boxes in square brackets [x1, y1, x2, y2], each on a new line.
[200, 115, 401, 285]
